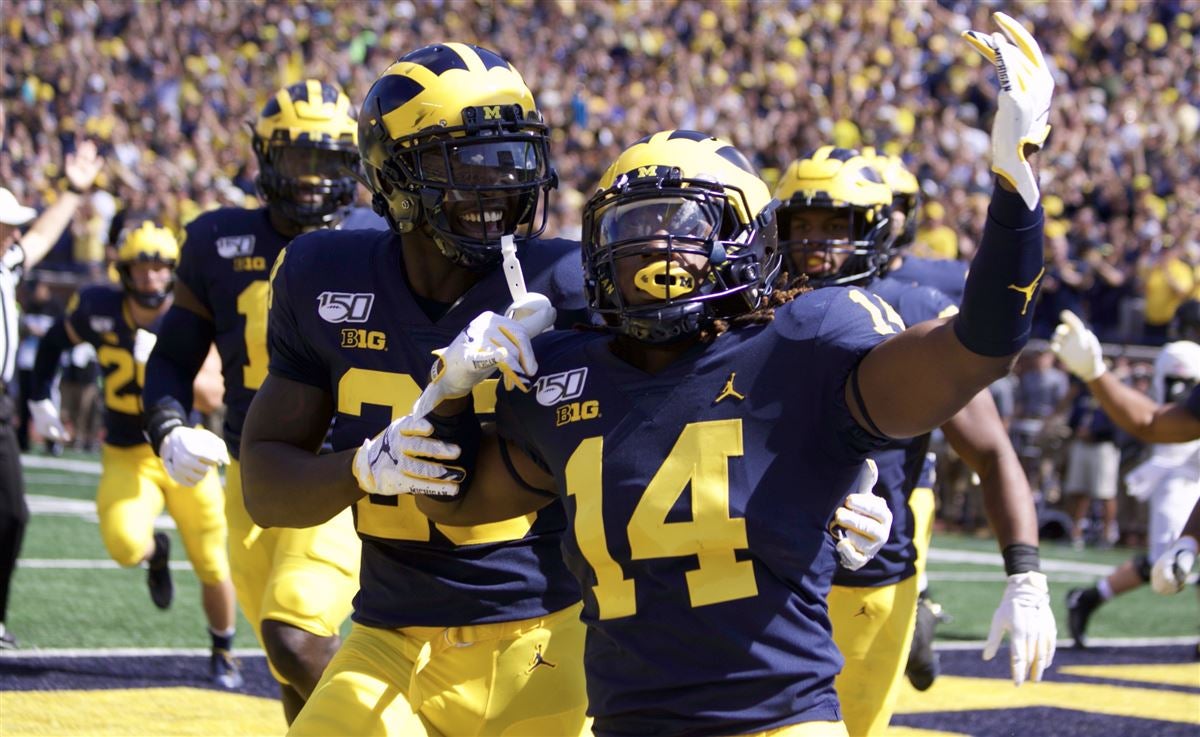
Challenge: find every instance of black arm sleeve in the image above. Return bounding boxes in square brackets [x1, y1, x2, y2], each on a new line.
[142, 306, 215, 453]
[30, 319, 73, 401]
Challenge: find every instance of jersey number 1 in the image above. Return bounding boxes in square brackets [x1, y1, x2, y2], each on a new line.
[565, 419, 758, 620]
[237, 281, 270, 390]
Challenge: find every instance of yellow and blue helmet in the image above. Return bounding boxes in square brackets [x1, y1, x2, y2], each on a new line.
[116, 221, 179, 308]
[583, 130, 780, 343]
[862, 147, 921, 257]
[774, 146, 892, 287]
[358, 43, 556, 269]
[252, 79, 360, 228]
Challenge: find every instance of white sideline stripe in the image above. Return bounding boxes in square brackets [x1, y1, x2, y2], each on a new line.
[927, 547, 1113, 576]
[934, 635, 1200, 651]
[0, 647, 264, 658]
[25, 494, 176, 529]
[18, 559, 193, 571]
[21, 455, 102, 474]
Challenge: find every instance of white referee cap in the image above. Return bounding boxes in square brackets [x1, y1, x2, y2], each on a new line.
[0, 187, 36, 226]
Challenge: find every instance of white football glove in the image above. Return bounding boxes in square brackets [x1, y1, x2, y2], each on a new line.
[833, 459, 892, 571]
[28, 398, 68, 443]
[133, 328, 157, 365]
[352, 414, 462, 497]
[410, 300, 551, 420]
[1049, 310, 1106, 381]
[963, 12, 1054, 210]
[982, 571, 1057, 686]
[1151, 536, 1198, 595]
[160, 426, 230, 487]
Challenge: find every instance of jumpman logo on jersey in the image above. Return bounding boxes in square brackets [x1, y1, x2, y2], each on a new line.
[714, 372, 745, 404]
[854, 605, 869, 618]
[1007, 266, 1045, 316]
[527, 644, 557, 673]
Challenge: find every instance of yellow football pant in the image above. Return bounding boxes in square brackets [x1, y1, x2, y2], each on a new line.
[288, 604, 590, 737]
[96, 443, 228, 584]
[909, 486, 936, 582]
[225, 459, 361, 683]
[829, 575, 920, 737]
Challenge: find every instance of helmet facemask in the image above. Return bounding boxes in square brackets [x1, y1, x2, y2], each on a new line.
[373, 104, 555, 270]
[777, 198, 890, 288]
[254, 134, 360, 229]
[584, 173, 780, 344]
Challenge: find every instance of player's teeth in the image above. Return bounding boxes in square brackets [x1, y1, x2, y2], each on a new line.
[462, 211, 504, 223]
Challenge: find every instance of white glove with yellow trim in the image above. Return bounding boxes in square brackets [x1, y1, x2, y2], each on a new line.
[133, 329, 157, 365]
[963, 12, 1054, 210]
[352, 414, 462, 497]
[1049, 310, 1106, 381]
[28, 398, 68, 443]
[833, 459, 892, 571]
[982, 571, 1056, 686]
[411, 299, 552, 420]
[1151, 536, 1198, 595]
[160, 426, 229, 487]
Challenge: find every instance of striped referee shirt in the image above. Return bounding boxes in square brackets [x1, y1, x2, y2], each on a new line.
[1, 243, 25, 384]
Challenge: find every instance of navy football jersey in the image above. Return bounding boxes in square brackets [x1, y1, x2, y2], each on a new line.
[268, 228, 587, 628]
[495, 287, 893, 737]
[65, 285, 161, 447]
[176, 206, 385, 458]
[888, 255, 968, 305]
[832, 276, 957, 589]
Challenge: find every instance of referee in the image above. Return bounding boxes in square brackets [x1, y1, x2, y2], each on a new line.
[0, 139, 104, 649]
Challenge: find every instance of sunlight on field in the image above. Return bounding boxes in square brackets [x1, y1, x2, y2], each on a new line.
[1, 687, 283, 736]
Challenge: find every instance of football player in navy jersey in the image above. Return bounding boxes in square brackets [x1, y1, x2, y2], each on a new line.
[396, 17, 1056, 736]
[869, 151, 969, 305]
[774, 146, 1055, 735]
[141, 80, 383, 721]
[27, 222, 241, 687]
[239, 44, 592, 736]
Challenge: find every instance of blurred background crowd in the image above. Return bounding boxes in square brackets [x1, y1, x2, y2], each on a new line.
[3, 0, 1200, 545]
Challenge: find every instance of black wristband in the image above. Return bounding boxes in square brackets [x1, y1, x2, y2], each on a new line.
[66, 181, 90, 196]
[1002, 543, 1041, 575]
[144, 398, 189, 455]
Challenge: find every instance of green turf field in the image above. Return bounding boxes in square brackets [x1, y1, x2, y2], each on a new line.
[7, 450, 1199, 651]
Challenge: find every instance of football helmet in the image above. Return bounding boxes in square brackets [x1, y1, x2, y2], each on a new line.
[1170, 299, 1200, 343]
[774, 147, 892, 287]
[864, 148, 921, 260]
[1153, 340, 1200, 404]
[358, 43, 556, 270]
[116, 221, 179, 308]
[583, 130, 780, 343]
[252, 79, 359, 228]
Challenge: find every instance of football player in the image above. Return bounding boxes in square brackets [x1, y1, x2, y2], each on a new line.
[27, 221, 241, 687]
[871, 150, 969, 304]
[395, 16, 1052, 736]
[1053, 306, 1200, 646]
[774, 145, 1055, 735]
[239, 44, 592, 736]
[141, 80, 383, 721]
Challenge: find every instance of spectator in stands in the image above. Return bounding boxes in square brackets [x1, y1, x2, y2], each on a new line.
[1140, 242, 1194, 346]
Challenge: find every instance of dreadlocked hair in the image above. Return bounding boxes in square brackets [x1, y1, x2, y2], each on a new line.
[707, 273, 808, 337]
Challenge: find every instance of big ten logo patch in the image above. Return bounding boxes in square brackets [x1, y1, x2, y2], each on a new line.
[233, 256, 267, 272]
[340, 329, 387, 351]
[556, 400, 599, 426]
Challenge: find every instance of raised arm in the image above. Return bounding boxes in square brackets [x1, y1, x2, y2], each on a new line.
[850, 13, 1053, 440]
[18, 141, 105, 267]
[1050, 309, 1200, 443]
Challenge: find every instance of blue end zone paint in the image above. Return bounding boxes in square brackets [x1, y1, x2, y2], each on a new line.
[0, 654, 277, 699]
[893, 707, 1198, 737]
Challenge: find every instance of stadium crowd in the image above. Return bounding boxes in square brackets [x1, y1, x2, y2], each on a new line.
[2, 0, 1199, 544]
